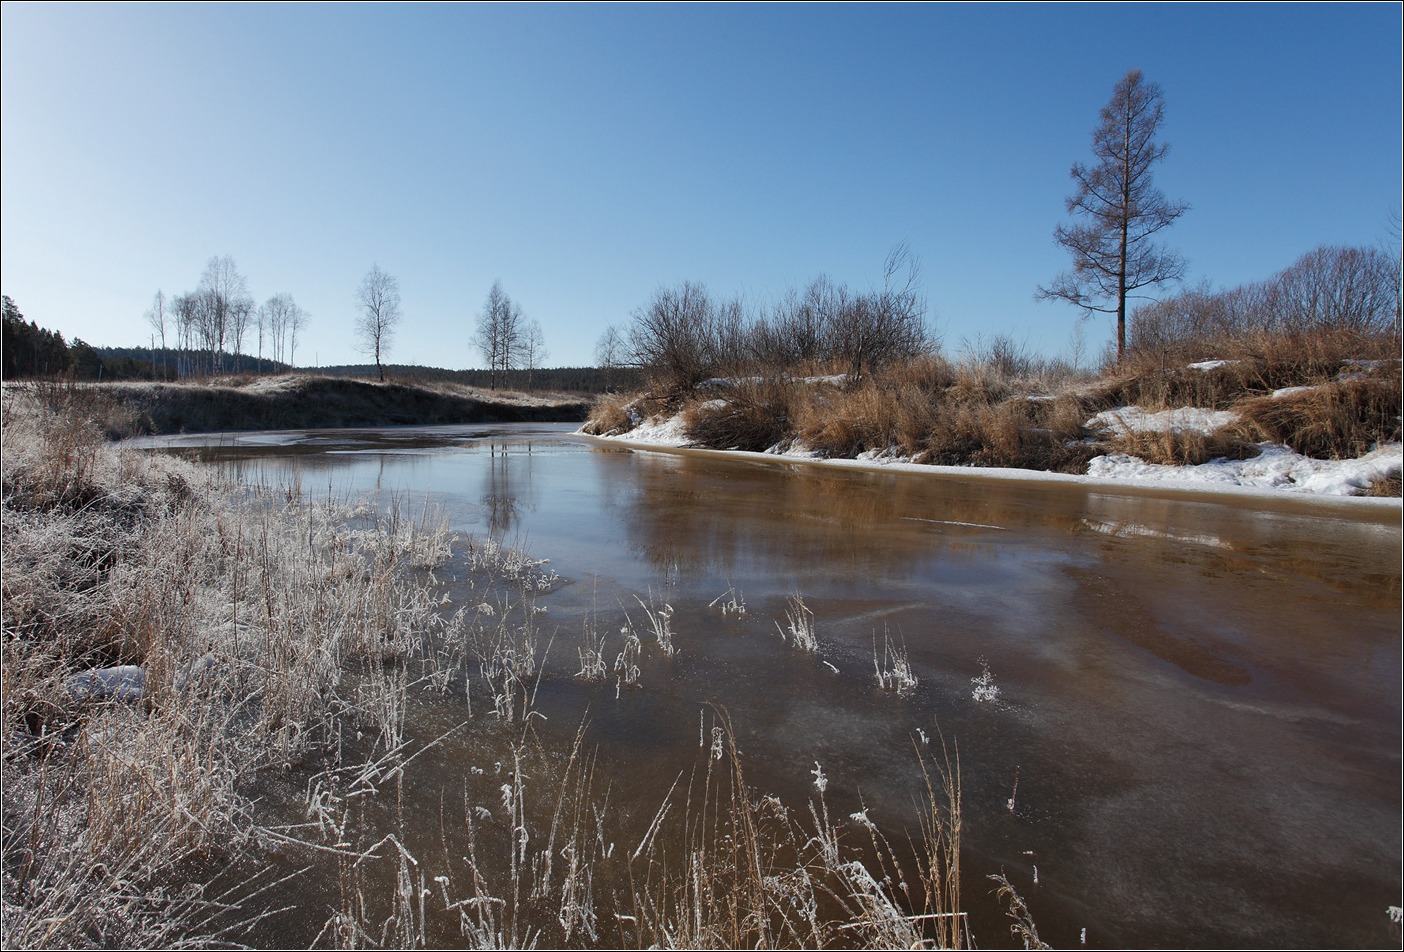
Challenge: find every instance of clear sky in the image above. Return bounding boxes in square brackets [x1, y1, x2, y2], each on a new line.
[2, 2, 1400, 370]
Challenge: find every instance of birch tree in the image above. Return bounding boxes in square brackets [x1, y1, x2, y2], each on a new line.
[473, 280, 525, 389]
[355, 265, 402, 381]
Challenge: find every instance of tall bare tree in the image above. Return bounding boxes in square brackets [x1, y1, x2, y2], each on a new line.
[197, 256, 253, 373]
[1038, 69, 1189, 362]
[520, 318, 547, 389]
[355, 265, 401, 381]
[595, 324, 626, 390]
[170, 293, 197, 378]
[289, 303, 308, 368]
[260, 293, 304, 371]
[144, 290, 168, 379]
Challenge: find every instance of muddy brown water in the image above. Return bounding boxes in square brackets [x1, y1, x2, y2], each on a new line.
[152, 422, 1402, 949]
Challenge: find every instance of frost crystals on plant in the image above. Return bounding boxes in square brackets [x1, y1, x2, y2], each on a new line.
[972, 657, 1001, 703]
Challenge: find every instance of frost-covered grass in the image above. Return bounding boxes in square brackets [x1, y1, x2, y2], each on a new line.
[1, 385, 457, 947]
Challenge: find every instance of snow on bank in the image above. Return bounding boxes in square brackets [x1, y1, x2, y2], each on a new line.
[1085, 405, 1239, 436]
[618, 414, 692, 446]
[584, 412, 1401, 502]
[1086, 443, 1401, 496]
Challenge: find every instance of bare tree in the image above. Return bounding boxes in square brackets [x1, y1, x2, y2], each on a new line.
[472, 280, 525, 389]
[355, 265, 402, 381]
[520, 318, 548, 389]
[1038, 69, 1189, 362]
[256, 300, 269, 372]
[626, 281, 722, 387]
[229, 296, 255, 366]
[289, 303, 308, 368]
[473, 281, 506, 389]
[260, 293, 304, 371]
[595, 323, 626, 389]
[144, 290, 168, 379]
[170, 293, 197, 378]
[190, 289, 221, 373]
[197, 256, 253, 373]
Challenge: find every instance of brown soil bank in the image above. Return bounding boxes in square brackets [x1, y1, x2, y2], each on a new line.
[81, 374, 592, 435]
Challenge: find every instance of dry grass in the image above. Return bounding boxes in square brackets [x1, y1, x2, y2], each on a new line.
[1363, 471, 1403, 497]
[1229, 375, 1402, 460]
[1104, 426, 1261, 467]
[579, 390, 637, 436]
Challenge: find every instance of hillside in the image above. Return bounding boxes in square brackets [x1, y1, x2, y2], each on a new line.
[9, 374, 591, 437]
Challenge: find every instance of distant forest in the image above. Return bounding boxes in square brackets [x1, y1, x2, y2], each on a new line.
[2, 296, 632, 393]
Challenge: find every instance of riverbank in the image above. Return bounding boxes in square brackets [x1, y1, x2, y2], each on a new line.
[6, 373, 591, 437]
[586, 422, 1404, 509]
[581, 351, 1403, 502]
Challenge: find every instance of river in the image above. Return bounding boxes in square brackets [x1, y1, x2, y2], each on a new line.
[152, 421, 1402, 949]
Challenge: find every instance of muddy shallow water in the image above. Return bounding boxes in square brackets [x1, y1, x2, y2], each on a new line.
[155, 422, 1402, 948]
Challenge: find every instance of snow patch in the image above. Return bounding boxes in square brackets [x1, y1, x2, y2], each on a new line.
[1086, 406, 1238, 436]
[699, 374, 849, 389]
[624, 415, 692, 446]
[1086, 442, 1401, 496]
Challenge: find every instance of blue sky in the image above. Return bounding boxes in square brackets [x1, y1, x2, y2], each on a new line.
[2, 3, 1400, 370]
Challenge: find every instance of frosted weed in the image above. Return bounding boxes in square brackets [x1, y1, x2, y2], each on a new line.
[632, 594, 676, 656]
[971, 657, 1001, 703]
[613, 624, 642, 696]
[873, 627, 918, 697]
[576, 614, 608, 682]
[776, 593, 818, 652]
[708, 583, 746, 617]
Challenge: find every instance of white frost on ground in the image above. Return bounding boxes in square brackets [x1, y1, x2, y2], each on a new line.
[1085, 405, 1239, 436]
[1187, 359, 1237, 371]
